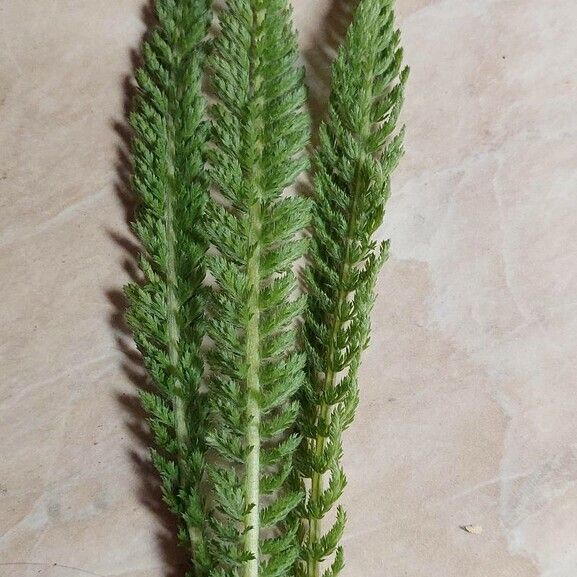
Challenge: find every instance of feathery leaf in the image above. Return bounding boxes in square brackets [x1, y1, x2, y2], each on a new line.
[204, 1, 310, 577]
[297, 1, 408, 576]
[125, 0, 212, 573]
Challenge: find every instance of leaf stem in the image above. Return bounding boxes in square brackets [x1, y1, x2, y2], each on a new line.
[243, 5, 266, 574]
[244, 198, 262, 577]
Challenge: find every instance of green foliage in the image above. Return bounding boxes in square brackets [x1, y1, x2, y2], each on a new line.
[297, 1, 408, 576]
[203, 1, 310, 576]
[124, 0, 408, 576]
[124, 0, 212, 573]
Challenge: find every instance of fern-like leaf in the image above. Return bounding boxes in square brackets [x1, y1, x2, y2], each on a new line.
[124, 0, 212, 573]
[297, 1, 408, 576]
[204, 1, 310, 577]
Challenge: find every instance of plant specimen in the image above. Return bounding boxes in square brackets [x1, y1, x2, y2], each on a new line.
[203, 0, 309, 575]
[124, 1, 212, 574]
[297, 2, 408, 575]
[124, 0, 407, 576]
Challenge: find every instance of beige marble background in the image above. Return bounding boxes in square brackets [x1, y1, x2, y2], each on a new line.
[1, 1, 577, 576]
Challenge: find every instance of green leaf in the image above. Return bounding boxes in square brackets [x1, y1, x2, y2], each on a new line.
[298, 0, 408, 574]
[205, 1, 310, 575]
[125, 0, 212, 572]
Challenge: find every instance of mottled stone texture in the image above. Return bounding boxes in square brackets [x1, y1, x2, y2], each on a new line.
[1, 1, 576, 576]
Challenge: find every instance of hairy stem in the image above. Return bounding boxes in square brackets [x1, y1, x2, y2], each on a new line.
[244, 199, 262, 577]
[244, 6, 266, 575]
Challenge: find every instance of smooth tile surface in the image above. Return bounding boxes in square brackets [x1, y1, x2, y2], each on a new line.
[1, 1, 576, 576]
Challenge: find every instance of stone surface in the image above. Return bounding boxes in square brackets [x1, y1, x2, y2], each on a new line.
[1, 1, 576, 576]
